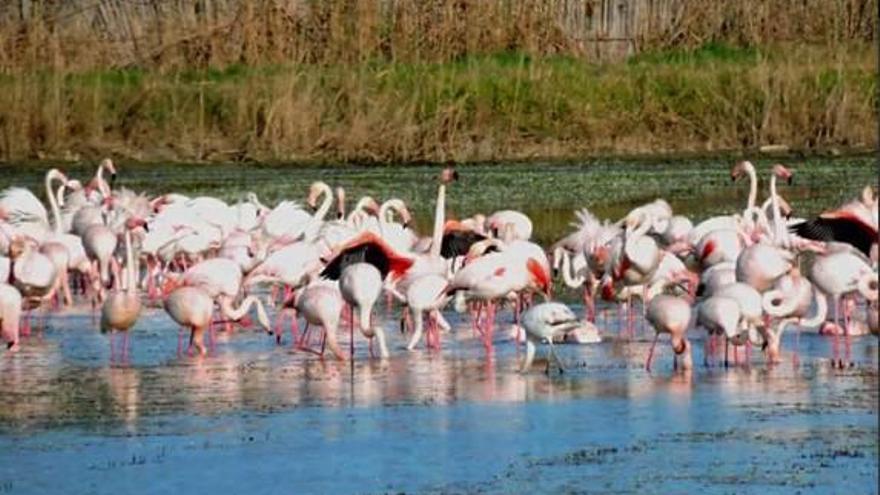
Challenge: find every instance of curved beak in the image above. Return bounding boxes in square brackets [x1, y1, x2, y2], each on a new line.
[110, 173, 117, 186]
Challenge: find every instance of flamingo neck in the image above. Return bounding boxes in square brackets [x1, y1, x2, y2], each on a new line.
[378, 199, 404, 235]
[45, 171, 63, 235]
[746, 164, 757, 211]
[800, 288, 827, 327]
[769, 175, 786, 247]
[560, 250, 585, 288]
[430, 184, 446, 258]
[313, 183, 333, 222]
[124, 229, 136, 294]
[346, 197, 373, 223]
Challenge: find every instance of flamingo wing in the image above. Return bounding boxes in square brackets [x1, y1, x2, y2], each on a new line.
[790, 216, 877, 256]
[440, 230, 487, 258]
[320, 232, 413, 280]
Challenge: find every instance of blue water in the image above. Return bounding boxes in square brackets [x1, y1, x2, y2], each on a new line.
[0, 305, 876, 494]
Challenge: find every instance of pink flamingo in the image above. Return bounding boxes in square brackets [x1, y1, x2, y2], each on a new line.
[645, 294, 693, 372]
[164, 286, 271, 356]
[519, 302, 581, 373]
[101, 219, 143, 362]
[0, 283, 22, 351]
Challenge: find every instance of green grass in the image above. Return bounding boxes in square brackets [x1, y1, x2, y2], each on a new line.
[0, 43, 874, 163]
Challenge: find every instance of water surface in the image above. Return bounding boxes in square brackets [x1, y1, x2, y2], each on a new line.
[0, 157, 876, 494]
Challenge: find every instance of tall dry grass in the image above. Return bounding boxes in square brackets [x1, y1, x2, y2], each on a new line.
[0, 0, 875, 162]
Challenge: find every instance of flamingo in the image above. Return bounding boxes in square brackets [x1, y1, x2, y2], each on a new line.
[404, 273, 451, 351]
[0, 283, 22, 351]
[519, 302, 581, 373]
[447, 239, 551, 349]
[487, 210, 532, 241]
[696, 296, 741, 366]
[791, 185, 878, 257]
[645, 294, 693, 372]
[339, 263, 388, 359]
[290, 281, 346, 359]
[806, 246, 878, 367]
[164, 286, 271, 356]
[101, 219, 143, 362]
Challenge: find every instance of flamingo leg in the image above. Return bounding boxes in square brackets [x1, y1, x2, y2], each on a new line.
[349, 306, 355, 360]
[274, 309, 285, 344]
[724, 336, 729, 368]
[843, 295, 853, 367]
[832, 297, 842, 367]
[703, 336, 711, 368]
[645, 332, 660, 371]
[289, 310, 299, 347]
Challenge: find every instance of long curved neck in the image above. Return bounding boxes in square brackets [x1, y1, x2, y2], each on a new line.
[429, 184, 446, 257]
[800, 288, 827, 328]
[124, 229, 135, 294]
[312, 183, 333, 222]
[769, 174, 786, 246]
[45, 172, 63, 234]
[56, 182, 67, 209]
[560, 251, 585, 288]
[746, 164, 757, 210]
[626, 212, 652, 244]
[378, 200, 403, 235]
[219, 295, 270, 331]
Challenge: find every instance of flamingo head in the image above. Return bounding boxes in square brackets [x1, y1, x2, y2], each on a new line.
[66, 179, 83, 192]
[101, 158, 117, 185]
[526, 257, 552, 296]
[335, 187, 346, 219]
[306, 183, 323, 211]
[772, 164, 793, 185]
[150, 195, 171, 213]
[399, 206, 414, 228]
[439, 167, 458, 185]
[8, 237, 27, 259]
[671, 336, 688, 355]
[730, 160, 754, 182]
[161, 274, 183, 296]
[126, 216, 148, 231]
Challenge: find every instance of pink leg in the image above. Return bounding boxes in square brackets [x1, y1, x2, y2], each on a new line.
[843, 295, 852, 366]
[645, 332, 660, 371]
[471, 303, 483, 338]
[289, 310, 299, 347]
[484, 301, 496, 351]
[349, 306, 355, 359]
[274, 309, 285, 344]
[109, 332, 116, 363]
[833, 297, 841, 366]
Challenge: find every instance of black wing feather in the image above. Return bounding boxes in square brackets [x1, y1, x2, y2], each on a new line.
[441, 231, 487, 258]
[320, 243, 391, 280]
[790, 217, 876, 256]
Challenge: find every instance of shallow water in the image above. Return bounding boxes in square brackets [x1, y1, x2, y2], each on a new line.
[0, 157, 877, 494]
[0, 306, 877, 494]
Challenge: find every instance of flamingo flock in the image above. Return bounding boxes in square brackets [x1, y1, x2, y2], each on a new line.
[0, 159, 876, 374]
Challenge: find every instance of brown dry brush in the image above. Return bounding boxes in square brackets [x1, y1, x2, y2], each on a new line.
[0, 0, 875, 163]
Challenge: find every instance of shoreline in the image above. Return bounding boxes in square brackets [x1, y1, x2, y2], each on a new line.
[0, 147, 875, 169]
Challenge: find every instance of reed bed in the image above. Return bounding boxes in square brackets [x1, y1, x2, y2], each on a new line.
[0, 0, 874, 162]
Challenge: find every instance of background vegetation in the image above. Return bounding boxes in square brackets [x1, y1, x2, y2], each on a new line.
[0, 0, 875, 163]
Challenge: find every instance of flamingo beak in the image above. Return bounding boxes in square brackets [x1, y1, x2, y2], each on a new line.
[110, 173, 117, 186]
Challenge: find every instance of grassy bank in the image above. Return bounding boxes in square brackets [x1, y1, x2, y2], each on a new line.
[0, 42, 875, 163]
